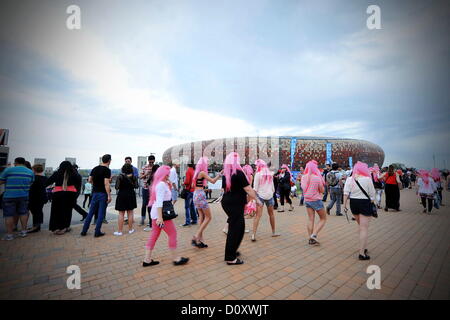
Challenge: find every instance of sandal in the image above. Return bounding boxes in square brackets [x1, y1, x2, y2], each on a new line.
[173, 257, 189, 266]
[251, 234, 256, 242]
[358, 254, 370, 260]
[227, 258, 244, 265]
[197, 241, 208, 248]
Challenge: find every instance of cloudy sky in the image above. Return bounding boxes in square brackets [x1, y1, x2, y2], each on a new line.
[0, 0, 449, 169]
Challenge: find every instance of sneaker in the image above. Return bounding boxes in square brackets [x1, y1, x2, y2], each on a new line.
[113, 232, 123, 236]
[128, 229, 135, 234]
[310, 234, 320, 245]
[143, 227, 152, 231]
[272, 232, 281, 237]
[180, 223, 191, 227]
[94, 232, 106, 238]
[103, 219, 108, 224]
[18, 231, 27, 238]
[1, 234, 14, 241]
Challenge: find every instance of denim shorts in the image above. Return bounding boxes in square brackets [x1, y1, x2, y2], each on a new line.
[257, 195, 275, 207]
[305, 200, 324, 211]
[2, 197, 29, 218]
[171, 189, 178, 201]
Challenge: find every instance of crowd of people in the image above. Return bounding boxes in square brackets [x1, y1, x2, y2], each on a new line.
[0, 154, 448, 265]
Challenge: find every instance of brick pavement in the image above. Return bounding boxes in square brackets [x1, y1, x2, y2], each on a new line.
[0, 188, 449, 300]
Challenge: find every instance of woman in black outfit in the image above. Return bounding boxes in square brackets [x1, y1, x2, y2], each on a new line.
[46, 161, 81, 234]
[277, 165, 294, 212]
[28, 164, 48, 233]
[114, 163, 138, 235]
[221, 152, 261, 265]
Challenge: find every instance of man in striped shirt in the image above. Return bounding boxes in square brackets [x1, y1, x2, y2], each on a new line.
[0, 157, 34, 240]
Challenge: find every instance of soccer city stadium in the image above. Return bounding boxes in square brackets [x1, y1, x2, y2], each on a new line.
[162, 136, 385, 172]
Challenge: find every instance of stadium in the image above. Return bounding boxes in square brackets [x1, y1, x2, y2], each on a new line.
[162, 136, 385, 172]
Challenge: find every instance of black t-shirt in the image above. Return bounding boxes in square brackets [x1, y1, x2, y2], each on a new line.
[90, 165, 111, 193]
[221, 170, 250, 207]
[29, 175, 48, 204]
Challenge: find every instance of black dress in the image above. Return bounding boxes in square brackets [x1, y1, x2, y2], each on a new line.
[46, 172, 80, 231]
[29, 175, 48, 226]
[115, 174, 138, 211]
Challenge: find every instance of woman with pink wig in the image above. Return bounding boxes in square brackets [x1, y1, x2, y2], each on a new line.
[417, 170, 437, 213]
[301, 160, 327, 245]
[369, 164, 383, 209]
[251, 159, 280, 241]
[343, 161, 376, 260]
[275, 164, 294, 212]
[221, 152, 262, 265]
[143, 165, 189, 267]
[191, 157, 222, 248]
[379, 165, 402, 212]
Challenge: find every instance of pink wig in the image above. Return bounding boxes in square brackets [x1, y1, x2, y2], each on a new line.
[223, 152, 243, 192]
[242, 165, 254, 184]
[370, 164, 380, 182]
[281, 164, 292, 176]
[148, 165, 171, 207]
[353, 161, 370, 177]
[192, 156, 209, 187]
[430, 168, 441, 182]
[301, 160, 325, 191]
[418, 170, 430, 186]
[255, 159, 273, 185]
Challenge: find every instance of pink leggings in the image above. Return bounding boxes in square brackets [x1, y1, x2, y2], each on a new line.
[145, 219, 177, 250]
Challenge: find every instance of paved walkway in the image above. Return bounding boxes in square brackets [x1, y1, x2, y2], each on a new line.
[0, 188, 449, 300]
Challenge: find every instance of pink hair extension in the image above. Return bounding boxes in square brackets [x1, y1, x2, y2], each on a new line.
[242, 165, 254, 184]
[255, 159, 273, 185]
[370, 164, 380, 182]
[148, 165, 172, 207]
[192, 156, 209, 187]
[353, 161, 370, 177]
[301, 160, 325, 191]
[223, 152, 244, 192]
[430, 168, 441, 182]
[418, 169, 430, 186]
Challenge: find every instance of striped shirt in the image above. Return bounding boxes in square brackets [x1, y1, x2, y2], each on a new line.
[301, 175, 323, 202]
[0, 166, 34, 199]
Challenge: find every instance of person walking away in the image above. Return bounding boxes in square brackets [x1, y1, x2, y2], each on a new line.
[431, 168, 443, 207]
[0, 157, 34, 240]
[83, 179, 92, 209]
[114, 163, 138, 235]
[370, 164, 384, 209]
[169, 160, 180, 205]
[27, 164, 48, 233]
[343, 161, 376, 260]
[301, 160, 327, 245]
[80, 154, 112, 237]
[46, 161, 81, 235]
[326, 163, 344, 216]
[322, 164, 331, 202]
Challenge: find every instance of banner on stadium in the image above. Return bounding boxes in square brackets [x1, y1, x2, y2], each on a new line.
[326, 142, 332, 164]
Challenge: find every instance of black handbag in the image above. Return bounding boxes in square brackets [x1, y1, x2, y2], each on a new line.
[355, 180, 378, 218]
[162, 200, 178, 221]
[179, 188, 189, 199]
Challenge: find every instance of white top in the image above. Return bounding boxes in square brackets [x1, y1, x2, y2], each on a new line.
[343, 176, 376, 201]
[417, 177, 436, 195]
[253, 171, 275, 200]
[83, 182, 92, 194]
[150, 181, 172, 220]
[169, 167, 178, 187]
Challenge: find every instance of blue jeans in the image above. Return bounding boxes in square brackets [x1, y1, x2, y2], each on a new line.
[327, 187, 342, 214]
[82, 192, 107, 235]
[184, 191, 197, 224]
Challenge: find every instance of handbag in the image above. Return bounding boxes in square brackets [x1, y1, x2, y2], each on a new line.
[162, 200, 178, 221]
[180, 188, 189, 199]
[354, 180, 378, 218]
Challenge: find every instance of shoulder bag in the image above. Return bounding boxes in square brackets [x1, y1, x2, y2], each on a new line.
[354, 179, 378, 218]
[162, 200, 178, 221]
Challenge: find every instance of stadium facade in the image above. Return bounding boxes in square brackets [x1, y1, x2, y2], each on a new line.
[162, 136, 384, 172]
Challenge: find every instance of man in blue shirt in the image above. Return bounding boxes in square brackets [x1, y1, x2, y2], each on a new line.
[0, 157, 34, 240]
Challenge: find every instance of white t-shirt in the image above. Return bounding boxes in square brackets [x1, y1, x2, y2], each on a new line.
[150, 181, 172, 220]
[169, 167, 178, 187]
[254, 171, 275, 200]
[343, 176, 376, 201]
[417, 177, 436, 195]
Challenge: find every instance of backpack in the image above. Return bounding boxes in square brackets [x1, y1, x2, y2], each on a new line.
[327, 171, 339, 187]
